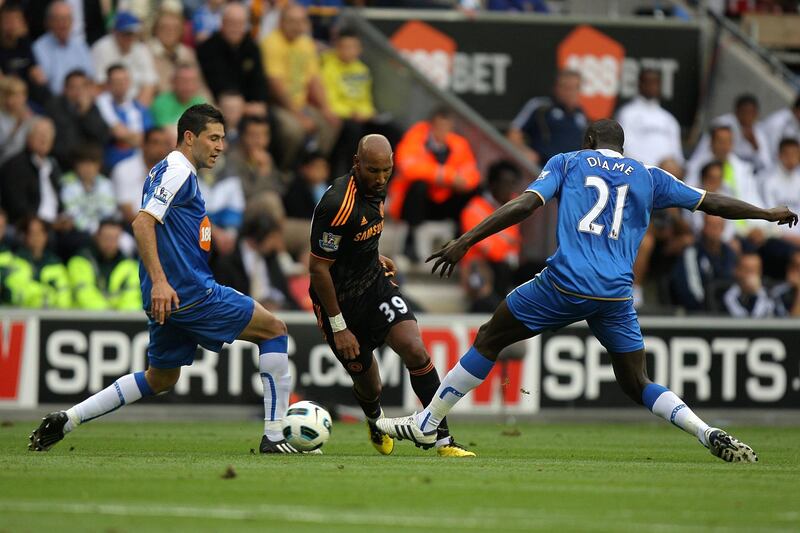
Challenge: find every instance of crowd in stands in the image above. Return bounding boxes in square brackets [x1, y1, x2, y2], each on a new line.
[1, 0, 799, 319]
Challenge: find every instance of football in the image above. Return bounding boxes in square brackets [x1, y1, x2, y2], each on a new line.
[281, 401, 332, 451]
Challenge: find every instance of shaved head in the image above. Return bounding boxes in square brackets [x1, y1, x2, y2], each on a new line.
[357, 134, 391, 158]
[354, 134, 393, 197]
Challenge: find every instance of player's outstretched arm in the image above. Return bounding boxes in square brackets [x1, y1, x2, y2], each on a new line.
[697, 192, 798, 226]
[132, 211, 180, 324]
[428, 191, 544, 278]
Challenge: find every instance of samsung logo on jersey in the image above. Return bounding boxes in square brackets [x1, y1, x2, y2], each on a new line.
[586, 157, 634, 176]
[354, 220, 384, 242]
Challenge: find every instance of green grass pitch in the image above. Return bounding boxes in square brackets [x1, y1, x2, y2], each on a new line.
[1, 420, 798, 532]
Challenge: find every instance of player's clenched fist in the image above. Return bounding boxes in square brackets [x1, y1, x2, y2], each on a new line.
[333, 329, 360, 359]
[150, 279, 180, 324]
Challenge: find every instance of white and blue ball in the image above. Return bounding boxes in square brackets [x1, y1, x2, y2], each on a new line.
[281, 400, 332, 451]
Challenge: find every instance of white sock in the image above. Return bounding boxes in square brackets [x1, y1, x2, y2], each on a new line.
[642, 383, 710, 446]
[64, 371, 154, 432]
[259, 336, 291, 442]
[415, 347, 494, 432]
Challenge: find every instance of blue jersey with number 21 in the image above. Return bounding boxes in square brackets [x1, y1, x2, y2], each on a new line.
[527, 149, 706, 300]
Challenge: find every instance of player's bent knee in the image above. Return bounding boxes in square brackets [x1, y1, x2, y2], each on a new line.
[145, 367, 181, 393]
[399, 343, 429, 368]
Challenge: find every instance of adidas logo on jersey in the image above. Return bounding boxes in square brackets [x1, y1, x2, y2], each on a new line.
[361, 216, 368, 226]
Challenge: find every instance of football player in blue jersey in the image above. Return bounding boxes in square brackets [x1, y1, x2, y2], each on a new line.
[30, 104, 306, 454]
[377, 119, 797, 463]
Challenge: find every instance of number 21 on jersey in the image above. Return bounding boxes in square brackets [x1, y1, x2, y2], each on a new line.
[578, 176, 629, 240]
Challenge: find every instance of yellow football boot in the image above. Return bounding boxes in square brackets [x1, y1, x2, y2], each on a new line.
[436, 438, 476, 458]
[367, 420, 394, 455]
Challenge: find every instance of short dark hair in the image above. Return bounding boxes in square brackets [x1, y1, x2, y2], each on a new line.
[64, 69, 88, 85]
[735, 93, 759, 110]
[106, 63, 128, 80]
[177, 104, 224, 144]
[778, 137, 799, 152]
[238, 114, 269, 135]
[18, 215, 49, 236]
[299, 149, 326, 167]
[487, 160, 520, 186]
[710, 124, 732, 139]
[336, 27, 359, 41]
[97, 217, 124, 232]
[584, 119, 624, 149]
[144, 127, 166, 143]
[639, 68, 661, 82]
[700, 160, 723, 182]
[429, 105, 454, 121]
[71, 142, 103, 164]
[241, 213, 278, 242]
[0, 2, 24, 17]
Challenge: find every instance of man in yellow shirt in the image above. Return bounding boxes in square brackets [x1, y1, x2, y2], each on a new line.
[261, 4, 339, 169]
[321, 28, 398, 176]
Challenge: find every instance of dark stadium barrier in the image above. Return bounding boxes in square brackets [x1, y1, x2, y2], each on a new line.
[1, 312, 798, 411]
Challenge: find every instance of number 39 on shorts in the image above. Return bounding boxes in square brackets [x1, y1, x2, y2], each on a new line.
[378, 296, 408, 322]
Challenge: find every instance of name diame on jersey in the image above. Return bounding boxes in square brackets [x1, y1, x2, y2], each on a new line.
[585, 156, 635, 175]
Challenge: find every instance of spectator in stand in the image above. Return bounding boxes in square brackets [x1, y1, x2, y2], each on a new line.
[149, 9, 210, 98]
[67, 219, 142, 310]
[192, 0, 226, 44]
[760, 95, 799, 158]
[96, 64, 153, 170]
[151, 64, 207, 129]
[283, 150, 330, 219]
[0, 76, 36, 166]
[25, 0, 106, 46]
[217, 90, 245, 145]
[32, 1, 94, 95]
[483, 0, 549, 11]
[197, 3, 270, 117]
[210, 212, 299, 311]
[59, 143, 116, 235]
[91, 12, 158, 107]
[261, 3, 340, 169]
[507, 69, 587, 165]
[0, 117, 60, 226]
[460, 160, 521, 312]
[719, 252, 774, 318]
[388, 107, 480, 252]
[688, 94, 771, 181]
[772, 251, 800, 317]
[761, 138, 800, 247]
[0, 3, 48, 103]
[670, 215, 737, 312]
[688, 160, 737, 246]
[321, 28, 378, 176]
[0, 208, 14, 304]
[5, 216, 71, 308]
[44, 69, 110, 169]
[221, 115, 286, 201]
[616, 68, 684, 166]
[111, 127, 171, 225]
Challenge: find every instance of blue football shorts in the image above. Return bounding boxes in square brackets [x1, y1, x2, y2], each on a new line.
[505, 268, 644, 353]
[147, 283, 255, 369]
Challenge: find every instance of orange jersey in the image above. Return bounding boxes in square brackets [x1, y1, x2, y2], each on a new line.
[461, 193, 520, 264]
[388, 121, 480, 218]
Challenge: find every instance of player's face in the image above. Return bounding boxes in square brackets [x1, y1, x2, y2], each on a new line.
[354, 152, 393, 196]
[779, 144, 800, 170]
[639, 71, 661, 100]
[192, 122, 225, 169]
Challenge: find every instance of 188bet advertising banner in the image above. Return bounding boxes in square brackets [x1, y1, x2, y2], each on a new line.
[2, 313, 799, 411]
[366, 14, 701, 127]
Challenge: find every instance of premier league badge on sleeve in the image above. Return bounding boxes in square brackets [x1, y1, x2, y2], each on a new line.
[320, 232, 342, 252]
[154, 186, 173, 204]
